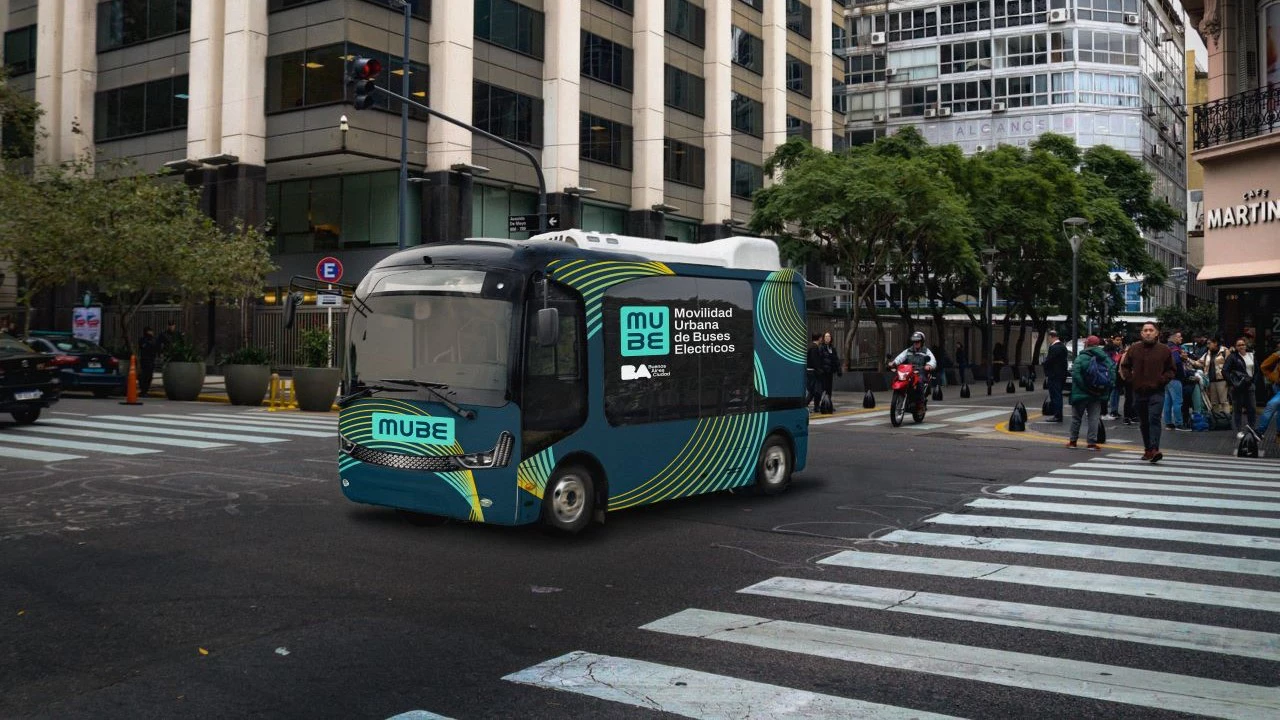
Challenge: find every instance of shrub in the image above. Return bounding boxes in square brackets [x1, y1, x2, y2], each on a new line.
[163, 335, 203, 363]
[221, 345, 271, 366]
[298, 328, 331, 368]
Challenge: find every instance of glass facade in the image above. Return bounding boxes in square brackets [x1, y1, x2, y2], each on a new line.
[581, 201, 627, 234]
[472, 184, 537, 240]
[97, 0, 191, 51]
[266, 171, 418, 253]
[94, 75, 189, 141]
[266, 43, 427, 119]
[3, 25, 36, 75]
[475, 0, 545, 59]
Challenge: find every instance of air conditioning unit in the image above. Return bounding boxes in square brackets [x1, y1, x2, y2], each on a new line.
[1124, 13, 1140, 25]
[939, 107, 953, 117]
[1048, 8, 1069, 23]
[872, 113, 886, 123]
[992, 101, 1007, 113]
[870, 32, 887, 46]
[885, 67, 899, 78]
[924, 108, 938, 118]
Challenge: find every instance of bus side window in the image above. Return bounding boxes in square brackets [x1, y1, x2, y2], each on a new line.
[521, 283, 587, 456]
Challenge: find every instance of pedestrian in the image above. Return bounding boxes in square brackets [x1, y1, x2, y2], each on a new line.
[1224, 337, 1258, 431]
[1257, 338, 1280, 435]
[1042, 330, 1068, 422]
[1119, 321, 1175, 463]
[157, 320, 182, 360]
[805, 333, 821, 413]
[954, 341, 968, 384]
[138, 326, 159, 394]
[1203, 337, 1230, 413]
[1066, 335, 1114, 450]
[1106, 334, 1125, 419]
[1, 317, 17, 337]
[816, 331, 842, 413]
[1163, 330, 1188, 431]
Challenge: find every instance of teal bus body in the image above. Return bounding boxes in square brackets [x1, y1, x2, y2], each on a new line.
[337, 240, 809, 525]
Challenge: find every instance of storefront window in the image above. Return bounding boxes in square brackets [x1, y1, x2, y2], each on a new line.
[472, 184, 537, 239]
[266, 170, 416, 252]
[581, 202, 626, 234]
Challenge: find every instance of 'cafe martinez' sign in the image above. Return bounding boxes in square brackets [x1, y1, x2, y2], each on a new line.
[1206, 188, 1280, 230]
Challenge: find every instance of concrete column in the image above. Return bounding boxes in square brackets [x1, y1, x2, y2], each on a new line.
[762, 0, 788, 155]
[703, 0, 733, 226]
[631, 0, 665, 212]
[812, 0, 834, 151]
[35, 0, 97, 168]
[426, 0, 473, 171]
[186, 0, 226, 162]
[219, 0, 267, 166]
[542, 0, 581, 192]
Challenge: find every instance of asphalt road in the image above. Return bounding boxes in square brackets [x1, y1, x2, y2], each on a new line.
[2, 395, 1277, 719]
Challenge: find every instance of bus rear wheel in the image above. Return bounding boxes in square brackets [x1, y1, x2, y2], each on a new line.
[755, 434, 792, 496]
[542, 465, 595, 534]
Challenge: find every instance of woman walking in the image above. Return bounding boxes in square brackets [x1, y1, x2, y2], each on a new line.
[1225, 337, 1257, 431]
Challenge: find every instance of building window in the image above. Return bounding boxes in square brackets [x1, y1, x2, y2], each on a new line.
[665, 65, 706, 116]
[268, 170, 415, 253]
[1076, 71, 1140, 107]
[887, 7, 938, 42]
[664, 138, 705, 187]
[786, 0, 812, 39]
[993, 0, 1047, 29]
[994, 33, 1048, 68]
[94, 75, 188, 141]
[270, 0, 428, 16]
[833, 78, 849, 114]
[3, 25, 36, 76]
[96, 0, 192, 51]
[580, 113, 632, 169]
[786, 55, 812, 96]
[731, 26, 764, 75]
[598, 0, 634, 11]
[887, 47, 939, 81]
[267, 44, 428, 120]
[833, 23, 847, 53]
[941, 40, 991, 74]
[739, 0, 764, 11]
[474, 81, 544, 146]
[1077, 30, 1139, 66]
[785, 115, 813, 140]
[731, 159, 764, 199]
[891, 85, 938, 117]
[995, 74, 1049, 107]
[476, 0, 544, 59]
[666, 0, 706, 47]
[941, 79, 992, 113]
[939, 1, 991, 34]
[846, 53, 885, 84]
[1076, 0, 1138, 23]
[1266, 2, 1280, 86]
[582, 32, 634, 90]
[1050, 31, 1074, 62]
[731, 92, 764, 137]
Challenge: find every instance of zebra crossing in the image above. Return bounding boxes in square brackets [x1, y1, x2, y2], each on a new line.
[810, 405, 1015, 433]
[0, 410, 337, 463]
[503, 452, 1280, 719]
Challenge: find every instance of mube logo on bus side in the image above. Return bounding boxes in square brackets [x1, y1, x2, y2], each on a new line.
[371, 412, 455, 445]
[620, 305, 669, 357]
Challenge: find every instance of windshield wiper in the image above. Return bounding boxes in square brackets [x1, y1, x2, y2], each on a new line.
[336, 382, 413, 408]
[375, 378, 477, 420]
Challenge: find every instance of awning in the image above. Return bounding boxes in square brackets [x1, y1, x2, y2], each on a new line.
[803, 280, 854, 301]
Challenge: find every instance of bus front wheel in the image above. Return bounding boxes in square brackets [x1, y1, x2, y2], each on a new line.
[542, 465, 595, 534]
[755, 434, 792, 496]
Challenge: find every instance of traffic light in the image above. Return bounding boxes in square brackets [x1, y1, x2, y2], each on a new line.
[349, 57, 382, 110]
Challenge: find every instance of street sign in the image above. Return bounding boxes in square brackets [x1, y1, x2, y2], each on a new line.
[316, 289, 344, 308]
[316, 256, 344, 283]
[507, 213, 560, 233]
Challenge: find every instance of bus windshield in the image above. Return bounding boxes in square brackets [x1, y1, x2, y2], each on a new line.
[347, 267, 518, 407]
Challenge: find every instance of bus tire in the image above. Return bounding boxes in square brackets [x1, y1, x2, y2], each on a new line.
[755, 434, 792, 496]
[541, 465, 595, 534]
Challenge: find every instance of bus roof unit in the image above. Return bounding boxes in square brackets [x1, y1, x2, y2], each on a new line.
[526, 229, 781, 271]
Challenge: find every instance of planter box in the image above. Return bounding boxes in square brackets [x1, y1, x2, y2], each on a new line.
[293, 367, 340, 412]
[162, 362, 205, 401]
[224, 364, 271, 406]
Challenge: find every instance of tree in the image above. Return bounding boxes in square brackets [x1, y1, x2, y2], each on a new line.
[0, 67, 41, 161]
[1155, 303, 1219, 341]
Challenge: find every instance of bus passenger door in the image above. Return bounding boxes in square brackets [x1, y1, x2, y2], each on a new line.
[520, 282, 588, 461]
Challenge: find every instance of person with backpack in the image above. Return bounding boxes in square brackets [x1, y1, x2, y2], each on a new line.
[1066, 335, 1115, 450]
[1224, 337, 1257, 431]
[1163, 330, 1188, 431]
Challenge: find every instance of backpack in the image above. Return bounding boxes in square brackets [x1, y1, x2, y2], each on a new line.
[1082, 352, 1112, 394]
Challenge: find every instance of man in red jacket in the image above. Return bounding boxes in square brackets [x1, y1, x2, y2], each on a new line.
[1119, 321, 1177, 462]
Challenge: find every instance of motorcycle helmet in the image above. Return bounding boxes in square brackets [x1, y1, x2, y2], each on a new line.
[911, 331, 925, 344]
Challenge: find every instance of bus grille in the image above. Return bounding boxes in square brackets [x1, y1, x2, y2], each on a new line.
[344, 444, 461, 472]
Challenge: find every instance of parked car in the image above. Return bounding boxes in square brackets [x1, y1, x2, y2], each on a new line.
[23, 332, 125, 398]
[1, 336, 60, 424]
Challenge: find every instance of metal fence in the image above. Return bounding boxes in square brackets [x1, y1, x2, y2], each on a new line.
[253, 306, 348, 370]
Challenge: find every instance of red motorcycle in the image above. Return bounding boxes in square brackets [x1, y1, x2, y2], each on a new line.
[890, 362, 929, 427]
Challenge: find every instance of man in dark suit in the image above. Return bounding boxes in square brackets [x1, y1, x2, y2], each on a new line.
[1043, 329, 1069, 422]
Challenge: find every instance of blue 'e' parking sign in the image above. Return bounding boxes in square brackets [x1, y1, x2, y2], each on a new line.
[316, 256, 343, 283]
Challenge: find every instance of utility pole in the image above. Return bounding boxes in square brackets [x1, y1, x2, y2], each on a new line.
[396, 0, 410, 250]
[1063, 217, 1088, 356]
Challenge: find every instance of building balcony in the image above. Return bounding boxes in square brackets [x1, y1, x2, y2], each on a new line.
[1193, 85, 1280, 151]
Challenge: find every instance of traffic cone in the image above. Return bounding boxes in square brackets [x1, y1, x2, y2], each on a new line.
[120, 354, 143, 405]
[960, 383, 971, 399]
[863, 389, 875, 408]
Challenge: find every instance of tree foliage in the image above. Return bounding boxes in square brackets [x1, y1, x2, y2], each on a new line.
[1155, 303, 1220, 341]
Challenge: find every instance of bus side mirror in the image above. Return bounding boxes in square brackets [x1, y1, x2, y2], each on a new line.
[283, 291, 303, 330]
[535, 307, 559, 347]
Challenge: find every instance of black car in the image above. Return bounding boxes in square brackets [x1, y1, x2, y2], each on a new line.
[24, 332, 125, 397]
[0, 336, 60, 423]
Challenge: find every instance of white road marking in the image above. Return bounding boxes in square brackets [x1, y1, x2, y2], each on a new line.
[740, 576, 1280, 660]
[1107, 452, 1280, 469]
[925, 513, 1280, 551]
[0, 433, 158, 456]
[1092, 457, 1280, 474]
[642, 609, 1280, 720]
[385, 712, 456, 720]
[876, 530, 1280, 576]
[966, 497, 1280, 530]
[942, 409, 1011, 423]
[1026, 476, 1280, 499]
[50, 411, 89, 416]
[1052, 466, 1280, 486]
[37, 418, 287, 444]
[809, 415, 864, 425]
[818, 551, 1280, 613]
[998, 484, 1280, 512]
[845, 418, 886, 427]
[212, 412, 337, 426]
[9, 425, 229, 449]
[0, 446, 85, 463]
[97, 415, 335, 438]
[904, 423, 948, 431]
[503, 651, 964, 720]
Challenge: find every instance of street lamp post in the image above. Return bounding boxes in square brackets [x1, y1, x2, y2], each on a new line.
[981, 247, 998, 395]
[1170, 266, 1188, 309]
[394, 0, 411, 250]
[1063, 217, 1088, 356]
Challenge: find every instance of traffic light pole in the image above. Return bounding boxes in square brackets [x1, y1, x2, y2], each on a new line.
[371, 86, 548, 238]
[397, 0, 410, 250]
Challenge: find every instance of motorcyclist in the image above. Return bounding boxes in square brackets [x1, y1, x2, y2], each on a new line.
[892, 332, 938, 384]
